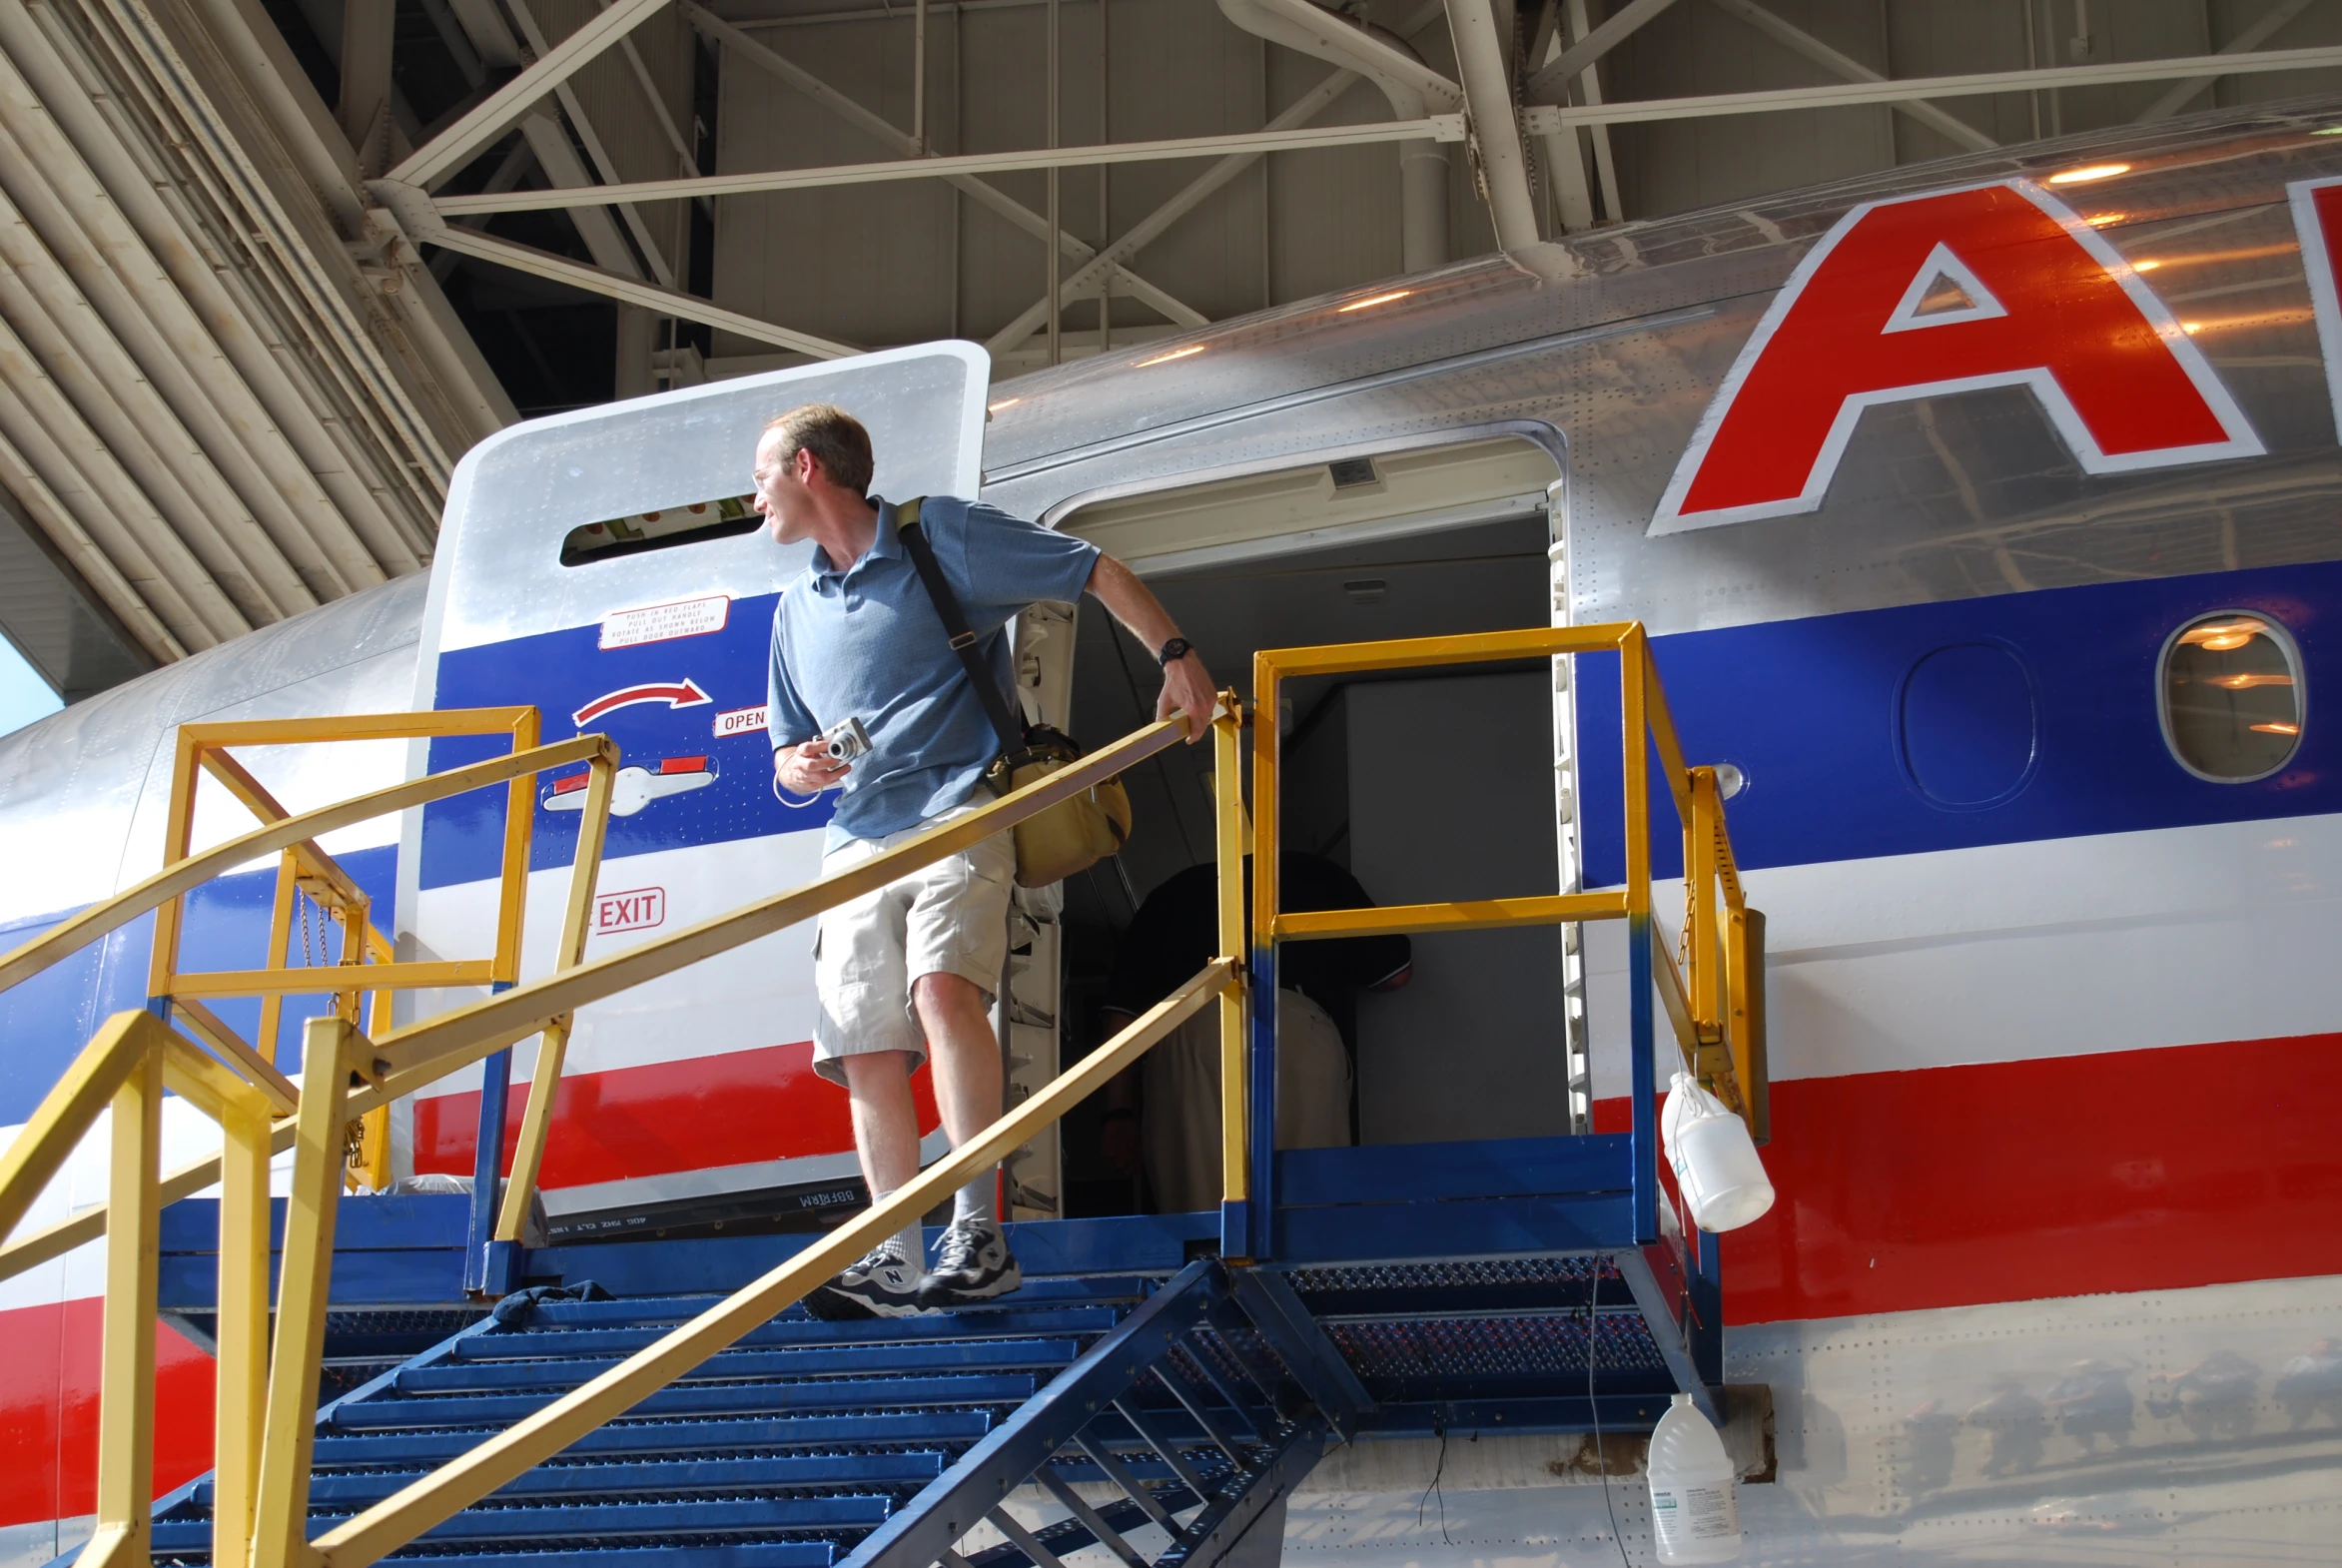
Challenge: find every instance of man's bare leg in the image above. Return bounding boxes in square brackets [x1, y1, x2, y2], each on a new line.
[912, 972, 1021, 1300]
[912, 972, 1003, 1151]
[839, 1049, 925, 1267]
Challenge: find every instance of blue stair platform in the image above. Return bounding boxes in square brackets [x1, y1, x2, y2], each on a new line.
[124, 1132, 1725, 1568]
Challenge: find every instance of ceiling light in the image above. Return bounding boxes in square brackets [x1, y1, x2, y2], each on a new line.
[1338, 289, 1414, 313]
[1134, 345, 1204, 368]
[2048, 163, 2130, 185]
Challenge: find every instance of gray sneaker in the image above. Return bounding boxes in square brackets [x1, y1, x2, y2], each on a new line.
[920, 1218, 1022, 1308]
[805, 1244, 930, 1319]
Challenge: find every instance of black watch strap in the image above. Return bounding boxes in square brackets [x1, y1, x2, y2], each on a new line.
[1157, 636, 1193, 666]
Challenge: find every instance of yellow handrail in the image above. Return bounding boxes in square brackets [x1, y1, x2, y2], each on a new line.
[1248, 621, 1763, 1125]
[0, 629, 1745, 1568]
[0, 710, 564, 994]
[298, 963, 1236, 1568]
[0, 696, 1239, 1568]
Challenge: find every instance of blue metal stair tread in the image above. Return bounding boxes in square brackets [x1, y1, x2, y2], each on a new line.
[395, 1339, 1083, 1394]
[370, 1544, 837, 1568]
[312, 1412, 995, 1467]
[149, 1496, 895, 1551]
[329, 1374, 1045, 1429]
[463, 1308, 1119, 1361]
[199, 1453, 948, 1509]
[517, 1280, 1149, 1329]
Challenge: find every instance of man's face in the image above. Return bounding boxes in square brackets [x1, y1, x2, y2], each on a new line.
[752, 430, 813, 543]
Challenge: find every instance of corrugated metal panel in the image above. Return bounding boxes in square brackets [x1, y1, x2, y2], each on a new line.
[1606, 0, 1897, 220]
[709, 0, 1457, 359]
[712, 9, 960, 351]
[538, 0, 696, 281]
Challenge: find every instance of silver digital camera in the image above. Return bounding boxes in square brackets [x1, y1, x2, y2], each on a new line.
[821, 716, 873, 763]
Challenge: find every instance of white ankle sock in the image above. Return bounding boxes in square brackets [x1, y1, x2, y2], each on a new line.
[871, 1188, 924, 1267]
[954, 1172, 998, 1227]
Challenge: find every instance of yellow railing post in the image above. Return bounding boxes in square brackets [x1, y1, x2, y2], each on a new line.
[145, 731, 201, 1011]
[251, 1016, 361, 1568]
[498, 749, 617, 1242]
[1688, 768, 1720, 1027]
[256, 853, 299, 1067]
[1619, 627, 1653, 933]
[492, 710, 542, 987]
[86, 1030, 164, 1568]
[213, 1091, 276, 1568]
[1212, 696, 1247, 1240]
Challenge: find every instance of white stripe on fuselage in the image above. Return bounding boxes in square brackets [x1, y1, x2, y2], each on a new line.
[404, 830, 828, 1095]
[1583, 809, 2342, 1090]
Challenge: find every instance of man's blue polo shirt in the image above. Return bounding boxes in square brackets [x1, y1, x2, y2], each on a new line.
[766, 495, 1101, 848]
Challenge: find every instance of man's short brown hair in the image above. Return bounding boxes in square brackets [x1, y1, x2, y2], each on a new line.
[762, 403, 874, 496]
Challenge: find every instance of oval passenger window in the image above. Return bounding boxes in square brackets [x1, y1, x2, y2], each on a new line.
[2159, 612, 2303, 781]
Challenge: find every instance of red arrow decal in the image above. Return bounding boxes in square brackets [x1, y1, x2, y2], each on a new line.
[572, 678, 713, 727]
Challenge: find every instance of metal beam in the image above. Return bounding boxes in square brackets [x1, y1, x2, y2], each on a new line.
[1522, 42, 2342, 126]
[431, 117, 1464, 214]
[372, 179, 860, 358]
[507, 0, 676, 286]
[1445, 0, 1542, 248]
[1564, 0, 1621, 222]
[1705, 0, 1994, 152]
[986, 65, 1361, 353]
[2135, 0, 2322, 122]
[682, 3, 1202, 329]
[518, 114, 650, 282]
[1524, 0, 1680, 103]
[389, 0, 672, 190]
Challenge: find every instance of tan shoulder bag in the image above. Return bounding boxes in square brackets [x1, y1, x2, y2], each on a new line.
[896, 498, 1132, 888]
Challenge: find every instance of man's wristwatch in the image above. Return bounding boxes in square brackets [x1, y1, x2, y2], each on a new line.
[1157, 636, 1194, 667]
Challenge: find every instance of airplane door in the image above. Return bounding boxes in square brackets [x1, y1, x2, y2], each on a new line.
[395, 343, 988, 1230]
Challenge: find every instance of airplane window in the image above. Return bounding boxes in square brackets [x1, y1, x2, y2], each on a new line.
[2159, 612, 2303, 781]
[560, 493, 760, 565]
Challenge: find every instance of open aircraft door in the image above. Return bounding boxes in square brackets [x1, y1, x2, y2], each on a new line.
[394, 343, 989, 1238]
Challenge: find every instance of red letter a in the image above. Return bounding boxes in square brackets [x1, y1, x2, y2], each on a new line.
[1652, 180, 2260, 533]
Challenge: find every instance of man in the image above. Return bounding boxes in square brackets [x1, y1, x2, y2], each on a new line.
[757, 403, 1214, 1316]
[1098, 849, 1410, 1214]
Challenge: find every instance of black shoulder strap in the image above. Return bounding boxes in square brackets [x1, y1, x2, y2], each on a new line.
[895, 496, 1025, 753]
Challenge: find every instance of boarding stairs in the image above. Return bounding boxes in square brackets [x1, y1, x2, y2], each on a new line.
[0, 623, 1759, 1568]
[137, 1247, 1691, 1568]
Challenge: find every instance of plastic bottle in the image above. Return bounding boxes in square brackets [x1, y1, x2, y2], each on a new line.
[1660, 1072, 1776, 1232]
[1647, 1391, 1742, 1564]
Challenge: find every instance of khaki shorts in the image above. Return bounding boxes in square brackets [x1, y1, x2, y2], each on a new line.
[811, 807, 1015, 1085]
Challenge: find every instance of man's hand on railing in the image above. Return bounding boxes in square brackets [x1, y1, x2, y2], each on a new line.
[1159, 653, 1219, 742]
[775, 738, 850, 795]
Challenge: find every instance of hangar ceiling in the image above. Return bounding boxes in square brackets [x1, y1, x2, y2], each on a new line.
[3, 0, 2341, 699]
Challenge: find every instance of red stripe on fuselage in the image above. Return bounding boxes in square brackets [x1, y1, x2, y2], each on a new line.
[414, 1039, 940, 1185]
[0, 1298, 216, 1528]
[1597, 1029, 2342, 1324]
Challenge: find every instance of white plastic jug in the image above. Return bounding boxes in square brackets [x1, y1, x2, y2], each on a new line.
[1647, 1391, 1742, 1564]
[1660, 1072, 1776, 1232]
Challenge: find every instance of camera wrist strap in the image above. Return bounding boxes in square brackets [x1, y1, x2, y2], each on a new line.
[895, 497, 1027, 756]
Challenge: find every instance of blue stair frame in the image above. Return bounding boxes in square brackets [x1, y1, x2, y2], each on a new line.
[129, 1205, 1721, 1568]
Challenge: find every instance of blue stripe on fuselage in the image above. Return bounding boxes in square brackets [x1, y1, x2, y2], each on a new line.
[420, 594, 829, 891]
[413, 562, 2336, 898]
[0, 844, 399, 1127]
[1576, 559, 2333, 886]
